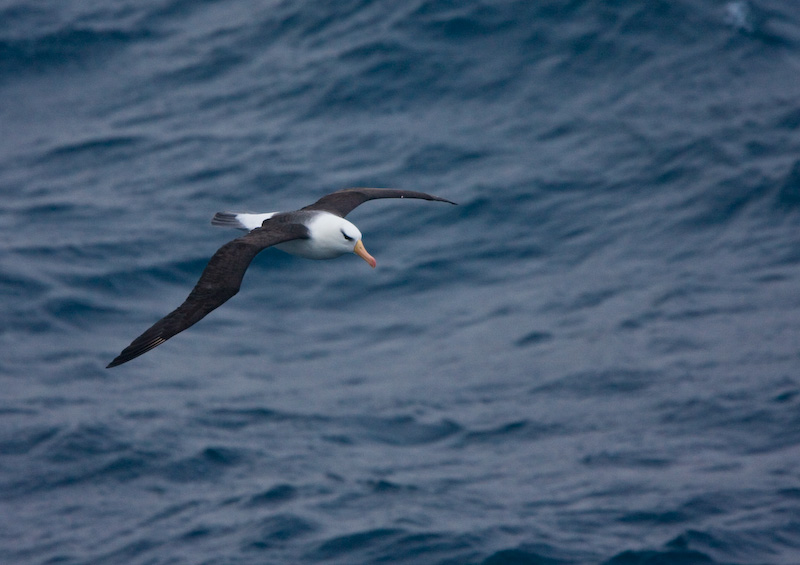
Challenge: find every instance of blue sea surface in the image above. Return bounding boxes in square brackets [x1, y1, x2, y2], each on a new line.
[3, 1, 800, 563]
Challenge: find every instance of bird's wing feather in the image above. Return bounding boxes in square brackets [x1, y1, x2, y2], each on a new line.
[107, 222, 309, 368]
[300, 188, 456, 218]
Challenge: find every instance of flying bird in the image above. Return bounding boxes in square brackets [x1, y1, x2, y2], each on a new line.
[107, 188, 456, 368]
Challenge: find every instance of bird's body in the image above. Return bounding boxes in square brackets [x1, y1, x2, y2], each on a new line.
[214, 209, 366, 260]
[107, 188, 455, 368]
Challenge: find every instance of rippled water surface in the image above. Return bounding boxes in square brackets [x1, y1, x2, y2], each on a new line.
[3, 1, 800, 563]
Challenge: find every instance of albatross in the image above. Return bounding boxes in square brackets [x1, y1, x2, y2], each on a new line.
[107, 187, 456, 368]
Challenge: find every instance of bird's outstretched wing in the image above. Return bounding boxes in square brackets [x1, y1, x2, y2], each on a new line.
[107, 222, 309, 368]
[301, 188, 456, 218]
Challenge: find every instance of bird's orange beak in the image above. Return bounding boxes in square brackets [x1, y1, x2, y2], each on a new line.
[353, 239, 376, 268]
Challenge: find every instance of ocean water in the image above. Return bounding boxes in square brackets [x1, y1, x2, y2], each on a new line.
[2, 0, 800, 563]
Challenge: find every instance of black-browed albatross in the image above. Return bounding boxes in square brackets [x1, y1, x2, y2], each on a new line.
[107, 188, 456, 368]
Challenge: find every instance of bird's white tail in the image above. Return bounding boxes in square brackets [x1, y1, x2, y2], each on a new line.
[211, 212, 277, 231]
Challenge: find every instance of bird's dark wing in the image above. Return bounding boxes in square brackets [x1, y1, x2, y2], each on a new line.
[300, 188, 456, 218]
[107, 222, 309, 368]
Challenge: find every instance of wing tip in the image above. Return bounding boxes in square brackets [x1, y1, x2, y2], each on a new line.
[106, 336, 167, 368]
[417, 193, 458, 206]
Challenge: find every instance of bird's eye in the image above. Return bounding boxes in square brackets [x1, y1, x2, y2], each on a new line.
[341, 230, 354, 242]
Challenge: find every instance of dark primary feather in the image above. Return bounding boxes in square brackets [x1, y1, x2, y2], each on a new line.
[107, 222, 309, 368]
[301, 188, 456, 218]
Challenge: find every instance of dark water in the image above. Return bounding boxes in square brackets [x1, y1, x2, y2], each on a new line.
[3, 1, 800, 563]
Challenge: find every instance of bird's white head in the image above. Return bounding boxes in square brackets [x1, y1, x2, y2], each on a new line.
[311, 213, 376, 267]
